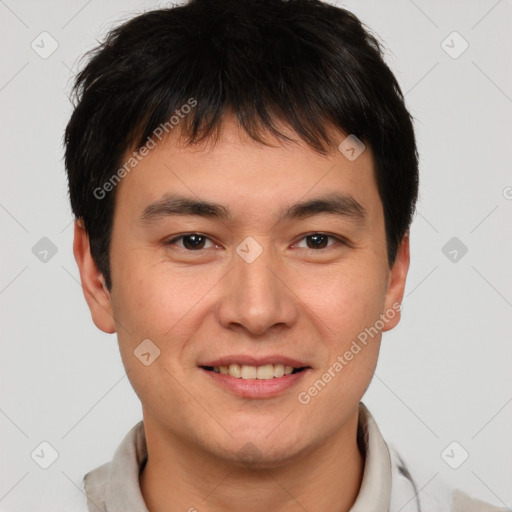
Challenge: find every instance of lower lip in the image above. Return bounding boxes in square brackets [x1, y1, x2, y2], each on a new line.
[201, 368, 310, 398]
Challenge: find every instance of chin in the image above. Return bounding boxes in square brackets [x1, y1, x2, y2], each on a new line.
[208, 427, 310, 468]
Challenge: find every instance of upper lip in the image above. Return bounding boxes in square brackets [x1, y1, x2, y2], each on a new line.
[199, 355, 310, 368]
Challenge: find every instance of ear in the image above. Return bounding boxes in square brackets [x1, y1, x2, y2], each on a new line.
[382, 234, 410, 332]
[73, 219, 116, 334]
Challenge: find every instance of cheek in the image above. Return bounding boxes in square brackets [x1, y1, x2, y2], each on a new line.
[299, 263, 388, 340]
[110, 259, 226, 390]
[112, 258, 212, 338]
[110, 262, 209, 416]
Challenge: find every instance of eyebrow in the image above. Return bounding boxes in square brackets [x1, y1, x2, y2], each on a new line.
[137, 193, 366, 225]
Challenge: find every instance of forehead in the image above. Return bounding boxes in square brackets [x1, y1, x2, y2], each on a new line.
[114, 115, 381, 223]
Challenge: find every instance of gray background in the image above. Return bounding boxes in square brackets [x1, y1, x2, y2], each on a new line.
[1, 0, 511, 509]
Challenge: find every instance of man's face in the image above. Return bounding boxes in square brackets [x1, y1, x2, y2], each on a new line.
[78, 116, 409, 466]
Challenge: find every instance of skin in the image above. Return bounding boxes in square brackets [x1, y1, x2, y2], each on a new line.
[74, 114, 410, 512]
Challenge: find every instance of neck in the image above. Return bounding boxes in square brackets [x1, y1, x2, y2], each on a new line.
[139, 410, 364, 512]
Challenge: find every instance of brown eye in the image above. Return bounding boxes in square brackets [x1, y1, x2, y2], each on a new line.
[166, 234, 215, 250]
[182, 234, 206, 250]
[295, 233, 341, 250]
[306, 234, 329, 249]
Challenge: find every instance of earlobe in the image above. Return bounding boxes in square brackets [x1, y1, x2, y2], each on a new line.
[73, 219, 116, 334]
[382, 234, 410, 332]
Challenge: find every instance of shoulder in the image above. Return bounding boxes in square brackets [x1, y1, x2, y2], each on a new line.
[387, 443, 507, 512]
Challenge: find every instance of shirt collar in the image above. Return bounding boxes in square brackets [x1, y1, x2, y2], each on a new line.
[351, 402, 392, 511]
[84, 402, 392, 512]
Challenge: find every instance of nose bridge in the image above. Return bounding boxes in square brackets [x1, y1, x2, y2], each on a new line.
[216, 241, 297, 334]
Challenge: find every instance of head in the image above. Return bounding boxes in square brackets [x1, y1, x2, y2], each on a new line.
[66, 0, 417, 466]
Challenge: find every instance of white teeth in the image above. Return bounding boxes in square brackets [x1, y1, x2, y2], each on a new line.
[228, 363, 241, 378]
[214, 363, 304, 379]
[273, 364, 285, 378]
[241, 365, 257, 379]
[256, 365, 274, 380]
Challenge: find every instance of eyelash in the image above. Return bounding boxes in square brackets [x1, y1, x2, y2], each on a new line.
[165, 233, 346, 251]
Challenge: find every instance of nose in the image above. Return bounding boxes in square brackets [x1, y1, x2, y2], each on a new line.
[216, 245, 299, 336]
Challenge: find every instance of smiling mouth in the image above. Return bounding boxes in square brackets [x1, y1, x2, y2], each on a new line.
[201, 364, 309, 380]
